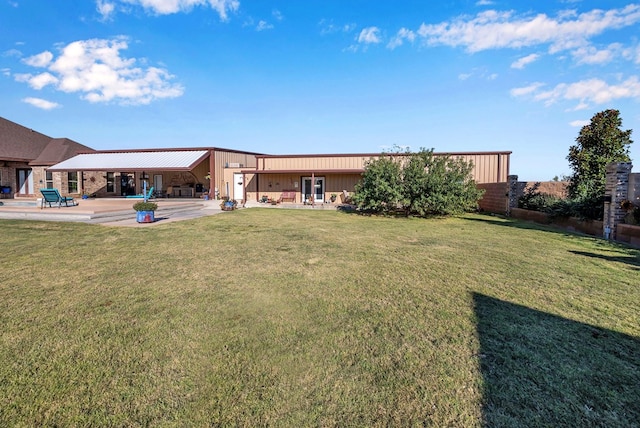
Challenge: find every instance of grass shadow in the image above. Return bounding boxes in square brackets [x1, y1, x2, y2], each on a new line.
[465, 214, 595, 237]
[569, 250, 640, 271]
[473, 292, 640, 427]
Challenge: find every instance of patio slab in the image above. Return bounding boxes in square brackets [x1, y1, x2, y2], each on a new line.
[0, 198, 224, 226]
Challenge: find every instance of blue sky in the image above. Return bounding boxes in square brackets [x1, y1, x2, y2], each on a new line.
[2, 0, 640, 181]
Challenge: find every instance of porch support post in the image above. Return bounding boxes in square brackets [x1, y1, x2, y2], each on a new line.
[311, 172, 315, 208]
[242, 172, 247, 207]
[208, 149, 215, 198]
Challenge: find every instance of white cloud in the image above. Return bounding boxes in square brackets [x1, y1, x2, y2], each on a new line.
[319, 19, 356, 35]
[22, 97, 61, 110]
[22, 51, 53, 67]
[2, 48, 23, 58]
[358, 27, 381, 44]
[2, 68, 11, 77]
[256, 20, 273, 31]
[572, 43, 622, 64]
[272, 9, 283, 21]
[476, 0, 494, 5]
[15, 38, 184, 105]
[569, 119, 590, 127]
[16, 72, 59, 89]
[343, 23, 357, 33]
[97, 0, 116, 20]
[108, 0, 239, 20]
[511, 53, 540, 69]
[512, 76, 640, 108]
[416, 5, 640, 54]
[568, 101, 590, 111]
[387, 28, 416, 49]
[622, 44, 640, 64]
[458, 67, 497, 81]
[510, 82, 545, 97]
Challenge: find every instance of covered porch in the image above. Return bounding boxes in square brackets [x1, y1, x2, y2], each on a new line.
[47, 149, 215, 199]
[240, 168, 363, 206]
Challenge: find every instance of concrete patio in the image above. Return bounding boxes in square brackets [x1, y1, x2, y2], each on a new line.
[0, 197, 346, 227]
[0, 197, 224, 227]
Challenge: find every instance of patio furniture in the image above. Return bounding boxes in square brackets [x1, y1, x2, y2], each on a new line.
[125, 187, 155, 199]
[277, 190, 296, 203]
[40, 188, 78, 208]
[0, 186, 10, 199]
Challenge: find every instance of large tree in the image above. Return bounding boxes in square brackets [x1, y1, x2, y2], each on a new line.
[567, 109, 633, 200]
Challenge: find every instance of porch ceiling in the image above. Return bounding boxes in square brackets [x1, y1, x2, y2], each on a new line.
[47, 150, 209, 172]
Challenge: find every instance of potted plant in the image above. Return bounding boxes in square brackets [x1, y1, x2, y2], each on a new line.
[220, 197, 237, 211]
[330, 193, 337, 202]
[133, 201, 158, 223]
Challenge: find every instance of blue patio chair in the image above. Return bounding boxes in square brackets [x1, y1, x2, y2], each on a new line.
[40, 188, 79, 208]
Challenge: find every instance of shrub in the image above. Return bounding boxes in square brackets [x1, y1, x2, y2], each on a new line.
[353, 148, 484, 217]
[353, 155, 403, 214]
[517, 184, 561, 212]
[132, 201, 158, 212]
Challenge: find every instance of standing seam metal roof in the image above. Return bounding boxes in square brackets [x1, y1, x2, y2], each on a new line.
[47, 150, 209, 171]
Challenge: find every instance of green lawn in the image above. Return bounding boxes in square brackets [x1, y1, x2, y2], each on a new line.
[1, 210, 639, 427]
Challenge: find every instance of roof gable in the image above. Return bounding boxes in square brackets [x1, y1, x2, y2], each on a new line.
[0, 117, 53, 161]
[30, 138, 95, 166]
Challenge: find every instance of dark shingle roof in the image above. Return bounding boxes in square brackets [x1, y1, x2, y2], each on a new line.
[0, 117, 94, 165]
[0, 117, 52, 161]
[31, 138, 95, 166]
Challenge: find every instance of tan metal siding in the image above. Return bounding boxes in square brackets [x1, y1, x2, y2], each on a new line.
[257, 153, 508, 184]
[214, 150, 258, 198]
[260, 156, 372, 171]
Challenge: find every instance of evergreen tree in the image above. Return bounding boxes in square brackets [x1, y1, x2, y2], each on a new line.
[567, 109, 633, 200]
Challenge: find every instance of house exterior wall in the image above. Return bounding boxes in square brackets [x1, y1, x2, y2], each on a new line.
[255, 152, 509, 184]
[212, 150, 258, 198]
[0, 163, 18, 198]
[258, 155, 370, 171]
[247, 173, 362, 203]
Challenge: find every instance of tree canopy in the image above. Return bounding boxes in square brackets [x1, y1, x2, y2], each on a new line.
[567, 109, 633, 200]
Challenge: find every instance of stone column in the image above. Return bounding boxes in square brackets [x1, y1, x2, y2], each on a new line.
[603, 162, 632, 240]
[507, 174, 519, 216]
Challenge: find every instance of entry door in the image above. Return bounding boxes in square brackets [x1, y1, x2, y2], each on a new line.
[233, 173, 244, 202]
[153, 175, 163, 194]
[121, 173, 134, 196]
[16, 169, 33, 195]
[302, 177, 324, 203]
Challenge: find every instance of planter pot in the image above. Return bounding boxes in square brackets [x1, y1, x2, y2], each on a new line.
[136, 210, 155, 223]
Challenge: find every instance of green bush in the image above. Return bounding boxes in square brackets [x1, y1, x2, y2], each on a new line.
[353, 148, 484, 217]
[132, 201, 158, 212]
[517, 184, 561, 212]
[352, 155, 403, 214]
